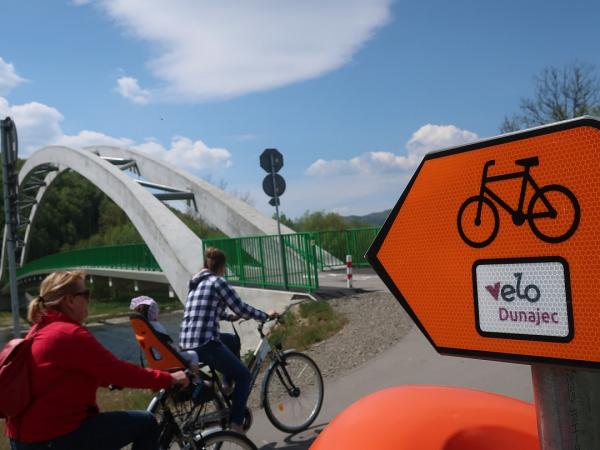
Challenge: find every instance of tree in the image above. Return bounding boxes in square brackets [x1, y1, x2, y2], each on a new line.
[501, 62, 600, 133]
[277, 210, 368, 232]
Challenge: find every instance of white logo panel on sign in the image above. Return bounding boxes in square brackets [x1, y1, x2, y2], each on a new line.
[473, 258, 572, 341]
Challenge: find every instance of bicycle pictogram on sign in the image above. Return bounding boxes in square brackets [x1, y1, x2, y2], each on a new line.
[457, 156, 580, 248]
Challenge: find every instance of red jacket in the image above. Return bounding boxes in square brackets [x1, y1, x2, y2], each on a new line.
[6, 310, 172, 442]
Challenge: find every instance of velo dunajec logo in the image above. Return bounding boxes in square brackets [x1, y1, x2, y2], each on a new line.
[457, 156, 580, 248]
[473, 258, 573, 341]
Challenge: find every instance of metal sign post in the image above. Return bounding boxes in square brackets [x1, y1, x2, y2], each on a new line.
[532, 366, 600, 449]
[1, 117, 20, 337]
[270, 153, 289, 290]
[260, 148, 288, 289]
[367, 117, 600, 449]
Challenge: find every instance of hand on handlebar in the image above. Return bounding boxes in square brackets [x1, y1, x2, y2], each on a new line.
[266, 309, 279, 320]
[170, 370, 190, 389]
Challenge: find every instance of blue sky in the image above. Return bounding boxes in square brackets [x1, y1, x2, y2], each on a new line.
[1, 0, 599, 218]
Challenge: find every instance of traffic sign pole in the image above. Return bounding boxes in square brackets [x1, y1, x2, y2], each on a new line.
[532, 365, 600, 449]
[270, 152, 289, 289]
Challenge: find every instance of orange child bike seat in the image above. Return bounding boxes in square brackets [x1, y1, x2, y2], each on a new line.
[129, 313, 189, 372]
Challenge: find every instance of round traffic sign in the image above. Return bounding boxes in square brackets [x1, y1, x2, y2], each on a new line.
[260, 148, 284, 173]
[262, 173, 286, 197]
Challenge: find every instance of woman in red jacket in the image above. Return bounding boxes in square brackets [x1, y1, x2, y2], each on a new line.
[6, 271, 189, 450]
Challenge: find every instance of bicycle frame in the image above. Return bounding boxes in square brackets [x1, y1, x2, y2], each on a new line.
[247, 335, 272, 388]
[237, 318, 300, 406]
[478, 160, 554, 222]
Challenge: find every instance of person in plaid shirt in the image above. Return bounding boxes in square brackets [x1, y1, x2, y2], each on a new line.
[179, 247, 276, 433]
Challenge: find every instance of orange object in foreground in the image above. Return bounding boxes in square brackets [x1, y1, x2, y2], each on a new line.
[310, 386, 539, 450]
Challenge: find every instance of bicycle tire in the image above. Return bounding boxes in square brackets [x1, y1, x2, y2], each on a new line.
[457, 195, 499, 248]
[528, 184, 580, 243]
[197, 429, 258, 450]
[262, 351, 324, 433]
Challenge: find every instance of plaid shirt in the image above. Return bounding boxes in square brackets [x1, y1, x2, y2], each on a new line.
[179, 269, 269, 349]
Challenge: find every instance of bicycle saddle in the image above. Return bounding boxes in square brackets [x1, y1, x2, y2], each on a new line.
[514, 156, 539, 167]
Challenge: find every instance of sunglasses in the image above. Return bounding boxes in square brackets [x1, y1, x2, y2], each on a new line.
[72, 289, 91, 301]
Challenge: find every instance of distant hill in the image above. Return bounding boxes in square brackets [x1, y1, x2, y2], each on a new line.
[344, 209, 391, 227]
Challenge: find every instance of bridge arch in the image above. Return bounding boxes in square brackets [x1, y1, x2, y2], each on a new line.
[17, 146, 205, 302]
[85, 145, 295, 238]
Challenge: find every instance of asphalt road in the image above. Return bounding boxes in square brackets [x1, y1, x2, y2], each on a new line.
[246, 325, 534, 449]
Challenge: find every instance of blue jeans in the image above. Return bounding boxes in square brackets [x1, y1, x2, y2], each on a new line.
[193, 333, 251, 426]
[10, 410, 159, 450]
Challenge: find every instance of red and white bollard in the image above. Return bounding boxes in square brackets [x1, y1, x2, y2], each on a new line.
[346, 255, 353, 288]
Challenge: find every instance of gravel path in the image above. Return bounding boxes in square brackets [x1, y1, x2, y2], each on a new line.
[305, 291, 413, 380]
[249, 291, 412, 407]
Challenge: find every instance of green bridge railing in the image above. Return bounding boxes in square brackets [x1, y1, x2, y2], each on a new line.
[16, 243, 161, 278]
[310, 227, 381, 270]
[203, 232, 320, 291]
[16, 227, 380, 292]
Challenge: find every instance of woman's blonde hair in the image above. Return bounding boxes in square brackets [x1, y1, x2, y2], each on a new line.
[203, 247, 226, 273]
[27, 271, 87, 323]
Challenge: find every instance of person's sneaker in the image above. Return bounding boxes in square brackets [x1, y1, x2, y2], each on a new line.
[229, 422, 245, 435]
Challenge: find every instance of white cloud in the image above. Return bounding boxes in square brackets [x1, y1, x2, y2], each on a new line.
[0, 97, 232, 172]
[306, 124, 479, 177]
[306, 151, 416, 176]
[115, 76, 151, 104]
[0, 58, 26, 96]
[406, 123, 479, 157]
[135, 137, 232, 172]
[56, 130, 134, 149]
[97, 0, 392, 102]
[0, 98, 63, 154]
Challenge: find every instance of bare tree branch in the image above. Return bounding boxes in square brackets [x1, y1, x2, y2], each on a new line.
[500, 61, 600, 132]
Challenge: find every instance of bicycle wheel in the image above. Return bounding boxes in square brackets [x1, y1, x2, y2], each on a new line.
[262, 351, 324, 433]
[528, 184, 580, 243]
[457, 195, 499, 248]
[197, 429, 258, 450]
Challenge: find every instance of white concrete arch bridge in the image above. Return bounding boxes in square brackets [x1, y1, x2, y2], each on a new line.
[6, 145, 314, 314]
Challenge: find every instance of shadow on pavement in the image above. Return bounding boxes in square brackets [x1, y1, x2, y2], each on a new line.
[258, 423, 327, 449]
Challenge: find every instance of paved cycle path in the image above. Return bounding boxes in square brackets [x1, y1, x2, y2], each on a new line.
[248, 324, 534, 449]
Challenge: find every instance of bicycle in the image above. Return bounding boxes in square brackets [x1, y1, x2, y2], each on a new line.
[457, 156, 580, 248]
[147, 378, 258, 450]
[192, 311, 325, 434]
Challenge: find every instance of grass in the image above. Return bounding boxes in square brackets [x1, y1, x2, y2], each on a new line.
[96, 387, 156, 411]
[268, 300, 347, 352]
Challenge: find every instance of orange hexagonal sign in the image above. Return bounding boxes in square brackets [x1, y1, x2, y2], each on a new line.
[367, 117, 600, 368]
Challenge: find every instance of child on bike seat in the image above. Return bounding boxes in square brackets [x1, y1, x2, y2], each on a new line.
[130, 295, 200, 369]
